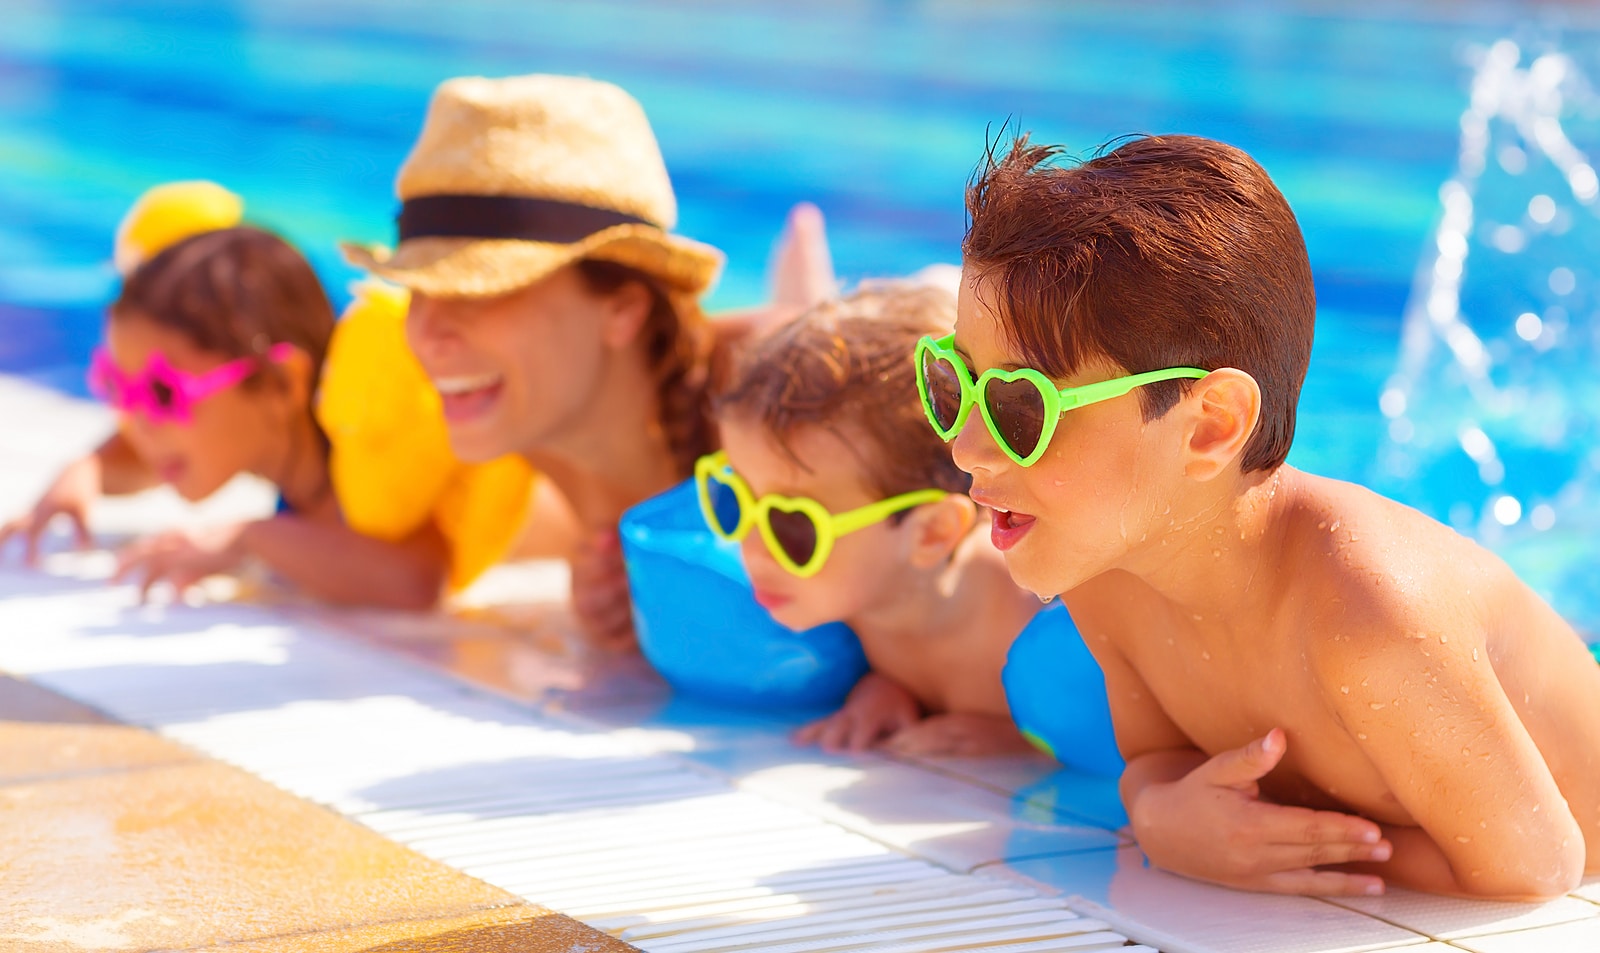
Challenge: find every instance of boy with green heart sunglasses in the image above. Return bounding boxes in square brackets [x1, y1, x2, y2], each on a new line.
[915, 332, 1209, 467]
[695, 450, 947, 578]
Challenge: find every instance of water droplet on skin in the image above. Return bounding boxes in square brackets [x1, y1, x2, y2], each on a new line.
[1330, 519, 1342, 532]
[1356, 732, 1368, 740]
[1532, 804, 1541, 813]
[1360, 678, 1369, 687]
[1456, 835, 1472, 843]
[1200, 650, 1212, 661]
[1472, 648, 1479, 661]
[1191, 613, 1203, 622]
[1038, 592, 1055, 605]
[1369, 702, 1386, 710]
[1340, 685, 1350, 694]
[1317, 522, 1327, 530]
[1439, 634, 1448, 643]
[1462, 747, 1472, 756]
[1211, 549, 1222, 557]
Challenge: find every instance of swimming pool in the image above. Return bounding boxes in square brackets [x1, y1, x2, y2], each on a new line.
[2, 0, 1596, 633]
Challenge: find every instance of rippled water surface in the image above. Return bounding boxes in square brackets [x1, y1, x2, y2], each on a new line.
[2, 0, 1595, 630]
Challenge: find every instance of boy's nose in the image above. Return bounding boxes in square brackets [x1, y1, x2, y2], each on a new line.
[950, 416, 1003, 475]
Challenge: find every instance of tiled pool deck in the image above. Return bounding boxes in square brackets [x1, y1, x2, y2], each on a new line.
[2, 374, 1597, 953]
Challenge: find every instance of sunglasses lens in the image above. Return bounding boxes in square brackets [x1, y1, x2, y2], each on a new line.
[984, 377, 1049, 460]
[149, 377, 177, 411]
[920, 350, 965, 432]
[705, 477, 743, 537]
[767, 508, 820, 570]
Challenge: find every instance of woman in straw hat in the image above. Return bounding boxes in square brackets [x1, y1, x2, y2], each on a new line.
[343, 73, 834, 644]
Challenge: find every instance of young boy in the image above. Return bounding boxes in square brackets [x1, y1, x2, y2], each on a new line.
[927, 134, 1600, 899]
[708, 285, 1042, 756]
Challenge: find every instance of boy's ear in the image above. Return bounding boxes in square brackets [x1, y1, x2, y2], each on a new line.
[906, 493, 978, 569]
[599, 279, 654, 350]
[1179, 368, 1261, 481]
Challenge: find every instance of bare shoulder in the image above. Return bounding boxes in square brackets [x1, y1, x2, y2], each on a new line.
[1279, 472, 1519, 665]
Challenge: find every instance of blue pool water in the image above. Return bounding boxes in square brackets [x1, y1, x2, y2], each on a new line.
[1, 0, 1596, 631]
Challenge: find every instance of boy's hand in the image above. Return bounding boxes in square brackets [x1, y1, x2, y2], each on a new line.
[1130, 729, 1393, 897]
[793, 672, 921, 753]
[568, 530, 638, 654]
[113, 522, 249, 601]
[883, 712, 1037, 758]
[0, 455, 101, 564]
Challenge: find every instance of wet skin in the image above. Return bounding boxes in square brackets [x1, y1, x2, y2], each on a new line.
[950, 269, 1600, 899]
[720, 415, 1036, 755]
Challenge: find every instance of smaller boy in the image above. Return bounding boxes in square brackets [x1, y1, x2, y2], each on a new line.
[935, 133, 1600, 898]
[707, 286, 1040, 756]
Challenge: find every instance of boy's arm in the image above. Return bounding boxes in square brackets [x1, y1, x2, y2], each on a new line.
[1092, 634, 1390, 896]
[1317, 621, 1585, 900]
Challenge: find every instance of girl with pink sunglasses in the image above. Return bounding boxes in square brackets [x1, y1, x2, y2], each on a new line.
[0, 196, 504, 607]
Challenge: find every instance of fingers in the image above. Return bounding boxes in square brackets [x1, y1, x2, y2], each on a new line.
[792, 718, 826, 746]
[815, 715, 855, 754]
[1198, 727, 1287, 789]
[1259, 803, 1385, 848]
[68, 509, 93, 550]
[1260, 868, 1385, 897]
[1258, 837, 1393, 871]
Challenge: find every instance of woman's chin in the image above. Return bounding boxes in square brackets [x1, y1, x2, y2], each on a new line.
[445, 427, 518, 464]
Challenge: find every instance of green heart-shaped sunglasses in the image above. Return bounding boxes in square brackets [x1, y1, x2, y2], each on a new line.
[695, 451, 949, 578]
[914, 333, 1211, 467]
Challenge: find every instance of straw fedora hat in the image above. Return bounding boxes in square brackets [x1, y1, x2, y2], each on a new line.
[343, 74, 724, 299]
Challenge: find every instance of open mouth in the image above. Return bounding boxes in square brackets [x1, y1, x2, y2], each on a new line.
[433, 373, 504, 423]
[990, 507, 1038, 551]
[155, 458, 188, 485]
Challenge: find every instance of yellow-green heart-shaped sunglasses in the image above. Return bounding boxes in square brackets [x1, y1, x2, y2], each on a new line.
[914, 333, 1210, 467]
[694, 451, 949, 578]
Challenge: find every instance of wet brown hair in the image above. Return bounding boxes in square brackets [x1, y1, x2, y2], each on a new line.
[575, 258, 716, 478]
[715, 284, 970, 499]
[963, 134, 1315, 473]
[112, 226, 337, 385]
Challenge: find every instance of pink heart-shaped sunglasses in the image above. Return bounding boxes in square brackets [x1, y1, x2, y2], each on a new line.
[87, 343, 296, 425]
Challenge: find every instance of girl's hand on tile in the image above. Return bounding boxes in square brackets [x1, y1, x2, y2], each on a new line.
[113, 522, 249, 602]
[0, 454, 100, 564]
[1129, 729, 1393, 897]
[793, 672, 921, 754]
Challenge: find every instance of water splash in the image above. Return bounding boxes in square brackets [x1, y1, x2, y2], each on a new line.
[1375, 37, 1600, 634]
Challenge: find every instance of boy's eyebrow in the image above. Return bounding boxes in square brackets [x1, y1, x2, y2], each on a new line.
[952, 340, 1023, 373]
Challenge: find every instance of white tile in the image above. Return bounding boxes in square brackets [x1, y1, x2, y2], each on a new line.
[1327, 886, 1599, 939]
[1001, 846, 1430, 953]
[896, 752, 1130, 832]
[1575, 874, 1600, 906]
[1450, 917, 1600, 952]
[724, 752, 1123, 872]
